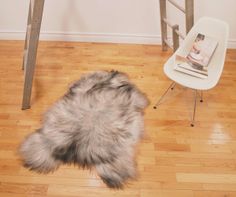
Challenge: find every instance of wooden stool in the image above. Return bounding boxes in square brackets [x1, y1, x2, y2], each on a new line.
[159, 0, 194, 52]
[21, 0, 193, 109]
[22, 0, 45, 110]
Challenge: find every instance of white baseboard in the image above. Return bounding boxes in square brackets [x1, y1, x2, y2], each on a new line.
[0, 30, 161, 45]
[0, 30, 236, 48]
[41, 32, 162, 45]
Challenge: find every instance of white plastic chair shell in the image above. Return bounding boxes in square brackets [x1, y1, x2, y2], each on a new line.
[164, 17, 229, 90]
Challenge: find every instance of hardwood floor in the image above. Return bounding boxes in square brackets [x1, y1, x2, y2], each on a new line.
[0, 40, 236, 197]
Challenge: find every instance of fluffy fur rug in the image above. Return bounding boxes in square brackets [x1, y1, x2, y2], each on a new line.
[20, 70, 149, 188]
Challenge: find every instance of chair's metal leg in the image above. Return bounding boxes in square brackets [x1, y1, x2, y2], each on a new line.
[191, 90, 197, 127]
[153, 82, 176, 109]
[200, 90, 203, 102]
[171, 83, 176, 90]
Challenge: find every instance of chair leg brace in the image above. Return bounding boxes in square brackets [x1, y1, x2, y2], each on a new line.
[153, 82, 176, 109]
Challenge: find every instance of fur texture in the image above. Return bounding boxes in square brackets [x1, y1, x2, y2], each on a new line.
[20, 70, 149, 188]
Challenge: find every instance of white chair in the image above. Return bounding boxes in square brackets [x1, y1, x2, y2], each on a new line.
[154, 17, 229, 126]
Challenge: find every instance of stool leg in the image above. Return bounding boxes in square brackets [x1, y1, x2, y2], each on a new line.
[22, 0, 32, 71]
[159, 0, 168, 51]
[22, 0, 45, 110]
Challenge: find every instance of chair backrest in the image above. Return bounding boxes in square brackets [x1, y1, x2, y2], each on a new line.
[166, 17, 229, 90]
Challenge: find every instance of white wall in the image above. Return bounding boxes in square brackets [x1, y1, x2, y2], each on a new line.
[0, 0, 235, 48]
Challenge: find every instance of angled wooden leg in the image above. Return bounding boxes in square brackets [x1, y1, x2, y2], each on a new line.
[22, 0, 45, 110]
[22, 0, 32, 71]
[185, 0, 194, 33]
[159, 0, 168, 51]
[172, 24, 180, 52]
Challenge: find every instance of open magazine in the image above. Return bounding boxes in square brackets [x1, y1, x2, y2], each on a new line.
[174, 33, 218, 79]
[175, 55, 208, 79]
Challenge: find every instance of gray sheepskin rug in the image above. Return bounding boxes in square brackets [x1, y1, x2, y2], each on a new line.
[20, 70, 149, 188]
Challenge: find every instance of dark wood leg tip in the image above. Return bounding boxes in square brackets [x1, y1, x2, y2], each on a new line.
[21, 105, 31, 110]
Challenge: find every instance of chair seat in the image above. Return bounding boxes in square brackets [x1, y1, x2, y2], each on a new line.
[164, 17, 229, 90]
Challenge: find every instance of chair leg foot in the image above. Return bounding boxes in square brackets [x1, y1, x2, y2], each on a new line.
[22, 105, 31, 110]
[171, 83, 176, 90]
[200, 91, 203, 102]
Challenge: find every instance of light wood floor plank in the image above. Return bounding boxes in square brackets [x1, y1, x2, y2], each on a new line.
[177, 173, 236, 184]
[0, 40, 236, 196]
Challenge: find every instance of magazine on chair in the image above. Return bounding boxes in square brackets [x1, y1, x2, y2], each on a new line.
[174, 33, 218, 79]
[174, 55, 208, 79]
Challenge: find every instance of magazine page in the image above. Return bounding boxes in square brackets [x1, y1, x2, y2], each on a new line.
[175, 55, 208, 73]
[174, 55, 208, 79]
[174, 64, 208, 79]
[186, 33, 218, 67]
